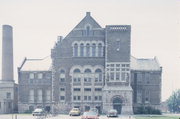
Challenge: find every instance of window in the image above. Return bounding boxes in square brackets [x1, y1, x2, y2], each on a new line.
[8, 102, 11, 109]
[121, 72, 126, 81]
[84, 69, 91, 73]
[29, 79, 33, 84]
[74, 43, 78, 57]
[29, 73, 34, 79]
[0, 102, 1, 109]
[98, 43, 102, 57]
[73, 96, 76, 100]
[80, 43, 84, 57]
[74, 69, 81, 73]
[37, 89, 42, 103]
[46, 90, 51, 101]
[84, 88, 91, 91]
[110, 72, 114, 80]
[86, 44, 90, 57]
[60, 88, 65, 91]
[74, 88, 81, 91]
[137, 90, 142, 103]
[92, 43, 96, 57]
[78, 96, 81, 100]
[6, 93, 11, 99]
[60, 96, 65, 100]
[116, 72, 120, 80]
[95, 69, 102, 82]
[84, 96, 87, 100]
[95, 96, 98, 101]
[95, 88, 102, 91]
[99, 96, 102, 100]
[60, 69, 65, 82]
[29, 89, 34, 103]
[38, 73, 43, 79]
[88, 96, 91, 100]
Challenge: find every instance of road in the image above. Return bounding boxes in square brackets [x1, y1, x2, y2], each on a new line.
[0, 114, 135, 119]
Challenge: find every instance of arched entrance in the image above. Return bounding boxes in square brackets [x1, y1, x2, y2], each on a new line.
[113, 97, 122, 114]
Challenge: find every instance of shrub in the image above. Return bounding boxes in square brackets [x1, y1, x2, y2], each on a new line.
[134, 106, 161, 115]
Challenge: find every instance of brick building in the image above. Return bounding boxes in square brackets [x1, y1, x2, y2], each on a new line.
[18, 12, 162, 114]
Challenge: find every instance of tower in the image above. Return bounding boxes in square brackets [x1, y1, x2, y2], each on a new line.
[2, 25, 14, 81]
[0, 25, 17, 114]
[103, 25, 133, 114]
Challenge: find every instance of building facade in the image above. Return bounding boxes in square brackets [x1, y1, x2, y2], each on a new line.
[18, 12, 162, 114]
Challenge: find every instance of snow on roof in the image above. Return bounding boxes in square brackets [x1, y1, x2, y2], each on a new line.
[20, 56, 52, 71]
[131, 56, 161, 71]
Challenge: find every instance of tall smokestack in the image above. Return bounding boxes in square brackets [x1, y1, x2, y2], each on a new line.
[2, 25, 14, 82]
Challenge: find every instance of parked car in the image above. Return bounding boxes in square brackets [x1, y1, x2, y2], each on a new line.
[89, 108, 98, 114]
[107, 109, 118, 117]
[81, 111, 99, 119]
[32, 108, 47, 116]
[69, 108, 81, 116]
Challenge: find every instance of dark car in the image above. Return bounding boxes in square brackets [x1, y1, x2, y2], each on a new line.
[81, 111, 99, 119]
[107, 109, 118, 117]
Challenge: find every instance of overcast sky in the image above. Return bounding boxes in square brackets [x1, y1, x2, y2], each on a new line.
[0, 0, 179, 101]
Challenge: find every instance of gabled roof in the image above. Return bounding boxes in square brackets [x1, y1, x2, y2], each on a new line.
[19, 56, 51, 71]
[131, 56, 162, 71]
[73, 12, 102, 29]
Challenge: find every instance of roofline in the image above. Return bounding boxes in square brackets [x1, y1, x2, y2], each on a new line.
[18, 57, 27, 71]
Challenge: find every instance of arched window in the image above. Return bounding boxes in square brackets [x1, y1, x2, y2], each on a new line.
[98, 43, 102, 57]
[80, 43, 84, 57]
[74, 43, 78, 57]
[86, 26, 90, 36]
[73, 69, 81, 73]
[73, 69, 81, 83]
[84, 69, 91, 73]
[84, 69, 92, 82]
[60, 69, 65, 82]
[92, 43, 96, 57]
[95, 69, 102, 82]
[86, 44, 90, 57]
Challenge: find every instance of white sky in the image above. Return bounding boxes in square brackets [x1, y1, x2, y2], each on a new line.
[0, 0, 179, 101]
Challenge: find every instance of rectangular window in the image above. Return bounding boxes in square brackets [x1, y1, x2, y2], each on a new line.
[95, 88, 102, 91]
[110, 68, 114, 71]
[0, 102, 1, 109]
[78, 96, 81, 100]
[38, 73, 43, 79]
[60, 96, 65, 100]
[60, 88, 65, 91]
[84, 96, 87, 100]
[84, 88, 91, 91]
[88, 96, 91, 100]
[29, 73, 35, 79]
[99, 96, 102, 100]
[8, 102, 11, 109]
[122, 64, 125, 67]
[137, 90, 142, 103]
[29, 90, 34, 103]
[73, 96, 76, 100]
[121, 72, 125, 81]
[110, 72, 114, 80]
[110, 64, 114, 67]
[95, 96, 98, 101]
[116, 72, 120, 80]
[116, 64, 120, 67]
[46, 90, 51, 101]
[74, 88, 81, 91]
[37, 89, 42, 103]
[6, 93, 11, 99]
[60, 78, 65, 82]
